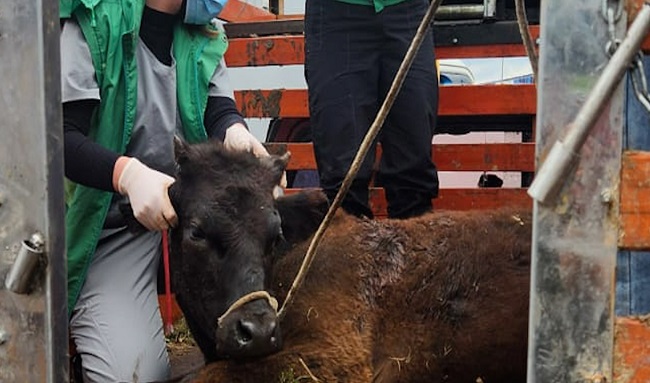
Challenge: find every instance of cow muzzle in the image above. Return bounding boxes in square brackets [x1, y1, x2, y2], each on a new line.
[215, 291, 283, 359]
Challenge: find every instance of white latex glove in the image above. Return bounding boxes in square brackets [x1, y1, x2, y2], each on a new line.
[116, 157, 177, 231]
[224, 123, 269, 158]
[224, 123, 287, 191]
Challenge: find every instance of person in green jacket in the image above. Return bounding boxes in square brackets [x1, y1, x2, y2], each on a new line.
[61, 0, 267, 380]
[304, 0, 440, 219]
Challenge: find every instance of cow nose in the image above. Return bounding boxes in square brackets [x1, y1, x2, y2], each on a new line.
[235, 316, 280, 350]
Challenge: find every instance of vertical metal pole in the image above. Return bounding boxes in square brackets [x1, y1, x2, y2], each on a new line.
[527, 1, 624, 382]
[0, 0, 68, 382]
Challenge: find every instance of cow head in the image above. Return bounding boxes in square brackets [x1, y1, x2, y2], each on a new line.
[168, 138, 328, 362]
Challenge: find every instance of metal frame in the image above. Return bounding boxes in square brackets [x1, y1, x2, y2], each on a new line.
[0, 0, 67, 381]
[527, 0, 625, 381]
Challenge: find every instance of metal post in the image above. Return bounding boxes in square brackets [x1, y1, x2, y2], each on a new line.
[527, 0, 624, 382]
[0, 0, 68, 381]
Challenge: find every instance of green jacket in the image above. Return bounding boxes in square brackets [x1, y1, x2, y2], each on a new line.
[60, 0, 228, 315]
[334, 0, 410, 12]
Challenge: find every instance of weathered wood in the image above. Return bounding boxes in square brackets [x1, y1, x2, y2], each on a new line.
[224, 28, 543, 67]
[614, 316, 650, 383]
[235, 85, 536, 118]
[619, 151, 650, 250]
[282, 187, 531, 217]
[219, 0, 276, 22]
[265, 142, 535, 172]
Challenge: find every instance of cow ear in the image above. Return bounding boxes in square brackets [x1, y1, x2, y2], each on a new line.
[260, 152, 290, 187]
[173, 136, 190, 165]
[168, 182, 181, 214]
[275, 189, 329, 244]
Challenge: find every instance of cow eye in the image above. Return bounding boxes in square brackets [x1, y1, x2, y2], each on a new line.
[189, 225, 206, 241]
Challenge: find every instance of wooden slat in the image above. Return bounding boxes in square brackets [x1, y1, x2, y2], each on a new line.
[619, 151, 650, 250]
[614, 316, 650, 383]
[266, 142, 536, 172]
[225, 30, 542, 67]
[285, 187, 531, 216]
[235, 85, 536, 118]
[219, 0, 276, 22]
[227, 36, 304, 67]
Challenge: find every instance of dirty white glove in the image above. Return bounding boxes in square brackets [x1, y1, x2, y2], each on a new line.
[224, 123, 287, 191]
[115, 157, 177, 231]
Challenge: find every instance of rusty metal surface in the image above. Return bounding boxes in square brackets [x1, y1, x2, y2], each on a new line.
[0, 0, 68, 381]
[527, 0, 624, 382]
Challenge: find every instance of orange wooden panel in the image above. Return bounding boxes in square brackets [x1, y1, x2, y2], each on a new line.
[285, 187, 531, 216]
[219, 0, 276, 22]
[225, 31, 542, 68]
[371, 188, 531, 216]
[227, 36, 305, 67]
[614, 316, 650, 383]
[266, 142, 536, 172]
[235, 85, 536, 118]
[619, 151, 650, 250]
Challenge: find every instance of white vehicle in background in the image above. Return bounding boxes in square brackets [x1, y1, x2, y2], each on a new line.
[439, 59, 476, 85]
[435, 58, 532, 189]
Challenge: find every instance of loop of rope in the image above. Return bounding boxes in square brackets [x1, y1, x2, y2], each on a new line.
[217, 290, 279, 327]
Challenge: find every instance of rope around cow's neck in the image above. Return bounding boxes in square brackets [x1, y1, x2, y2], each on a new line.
[277, 0, 444, 322]
[217, 290, 279, 327]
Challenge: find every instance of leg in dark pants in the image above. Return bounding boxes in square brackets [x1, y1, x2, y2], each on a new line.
[304, 0, 382, 218]
[377, 0, 439, 219]
[305, 0, 439, 219]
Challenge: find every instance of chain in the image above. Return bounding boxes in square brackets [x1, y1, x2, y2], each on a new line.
[602, 0, 650, 113]
[602, 0, 623, 56]
[630, 52, 650, 112]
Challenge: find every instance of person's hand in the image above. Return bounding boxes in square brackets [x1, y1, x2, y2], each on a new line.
[114, 157, 177, 231]
[224, 123, 269, 158]
[224, 123, 287, 191]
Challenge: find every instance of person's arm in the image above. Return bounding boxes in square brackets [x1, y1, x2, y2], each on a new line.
[203, 95, 247, 142]
[64, 99, 119, 191]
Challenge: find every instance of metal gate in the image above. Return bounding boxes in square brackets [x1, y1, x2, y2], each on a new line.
[0, 0, 68, 381]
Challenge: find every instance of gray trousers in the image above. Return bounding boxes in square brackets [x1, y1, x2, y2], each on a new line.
[70, 228, 170, 382]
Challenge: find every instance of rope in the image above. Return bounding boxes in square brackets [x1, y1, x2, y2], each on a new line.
[514, 0, 538, 83]
[277, 0, 444, 321]
[162, 230, 174, 335]
[217, 290, 279, 327]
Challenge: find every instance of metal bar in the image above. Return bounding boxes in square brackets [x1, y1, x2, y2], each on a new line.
[435, 5, 485, 20]
[528, 4, 650, 204]
[527, 0, 625, 381]
[0, 0, 67, 381]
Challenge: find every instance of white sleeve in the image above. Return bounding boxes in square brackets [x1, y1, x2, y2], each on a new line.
[60, 19, 100, 103]
[208, 58, 235, 99]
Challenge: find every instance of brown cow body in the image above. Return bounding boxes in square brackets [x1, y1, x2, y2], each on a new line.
[185, 208, 531, 383]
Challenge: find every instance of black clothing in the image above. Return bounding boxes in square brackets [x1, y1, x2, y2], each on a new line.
[304, 0, 439, 219]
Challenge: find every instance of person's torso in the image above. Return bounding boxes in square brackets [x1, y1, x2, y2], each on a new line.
[127, 37, 181, 177]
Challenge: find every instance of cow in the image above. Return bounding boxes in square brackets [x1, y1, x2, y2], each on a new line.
[167, 139, 531, 383]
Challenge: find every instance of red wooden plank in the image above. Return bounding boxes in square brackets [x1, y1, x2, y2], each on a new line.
[614, 316, 650, 383]
[266, 142, 536, 172]
[225, 27, 542, 67]
[619, 151, 650, 250]
[227, 36, 304, 67]
[285, 187, 531, 216]
[235, 85, 536, 118]
[219, 0, 276, 22]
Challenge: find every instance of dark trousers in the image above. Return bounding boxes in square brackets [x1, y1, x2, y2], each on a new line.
[304, 0, 439, 219]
